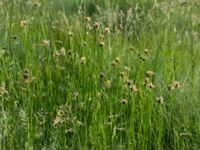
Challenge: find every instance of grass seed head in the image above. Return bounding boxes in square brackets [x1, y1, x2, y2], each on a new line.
[42, 40, 50, 46]
[12, 35, 17, 40]
[156, 96, 164, 105]
[105, 80, 112, 88]
[104, 27, 110, 33]
[148, 82, 155, 89]
[99, 34, 104, 40]
[83, 42, 87, 47]
[85, 16, 91, 22]
[100, 72, 106, 79]
[23, 69, 29, 84]
[179, 132, 190, 138]
[0, 82, 7, 96]
[124, 66, 130, 73]
[59, 47, 66, 55]
[174, 81, 182, 89]
[20, 20, 28, 28]
[111, 61, 117, 66]
[66, 128, 75, 134]
[33, 1, 41, 7]
[126, 79, 133, 86]
[168, 81, 182, 91]
[114, 57, 120, 63]
[53, 116, 62, 126]
[120, 71, 125, 77]
[168, 85, 175, 91]
[146, 70, 154, 77]
[96, 92, 102, 99]
[130, 46, 135, 51]
[129, 84, 138, 93]
[68, 31, 74, 37]
[99, 41, 105, 47]
[144, 77, 150, 86]
[93, 21, 99, 29]
[121, 99, 128, 105]
[140, 56, 146, 61]
[80, 57, 86, 65]
[144, 48, 149, 54]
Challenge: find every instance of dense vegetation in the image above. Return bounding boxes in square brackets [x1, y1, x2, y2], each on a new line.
[0, 0, 200, 149]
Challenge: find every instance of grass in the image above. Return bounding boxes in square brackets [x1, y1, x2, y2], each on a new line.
[0, 0, 200, 149]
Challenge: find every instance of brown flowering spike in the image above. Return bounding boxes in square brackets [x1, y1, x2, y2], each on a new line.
[168, 81, 182, 91]
[96, 92, 102, 99]
[105, 80, 111, 88]
[85, 16, 91, 22]
[23, 69, 29, 84]
[99, 41, 104, 47]
[20, 20, 28, 28]
[33, 2, 41, 7]
[130, 46, 135, 51]
[179, 132, 190, 138]
[114, 57, 120, 63]
[111, 57, 120, 67]
[129, 85, 138, 93]
[124, 66, 130, 73]
[148, 82, 155, 89]
[59, 47, 65, 55]
[80, 57, 86, 65]
[144, 49, 149, 54]
[156, 96, 164, 105]
[104, 27, 110, 33]
[53, 116, 62, 126]
[53, 51, 60, 57]
[83, 42, 87, 47]
[144, 77, 150, 86]
[12, 35, 17, 40]
[126, 79, 133, 86]
[42, 40, 50, 46]
[0, 82, 7, 96]
[146, 70, 154, 77]
[111, 61, 117, 66]
[68, 31, 74, 37]
[168, 85, 175, 91]
[99, 34, 104, 40]
[93, 21, 99, 29]
[66, 128, 75, 134]
[140, 56, 146, 61]
[120, 71, 125, 77]
[121, 99, 128, 105]
[174, 81, 182, 89]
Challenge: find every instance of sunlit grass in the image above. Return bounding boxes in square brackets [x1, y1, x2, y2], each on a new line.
[0, 0, 200, 149]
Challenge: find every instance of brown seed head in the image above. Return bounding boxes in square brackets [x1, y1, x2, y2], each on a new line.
[80, 57, 86, 65]
[129, 85, 138, 93]
[144, 49, 148, 54]
[93, 21, 99, 29]
[148, 82, 155, 89]
[85, 16, 91, 22]
[121, 99, 128, 105]
[105, 80, 112, 88]
[20, 20, 28, 28]
[42, 40, 50, 46]
[146, 70, 154, 77]
[68, 31, 74, 37]
[99, 41, 105, 47]
[104, 27, 110, 33]
[156, 96, 164, 105]
[124, 66, 130, 73]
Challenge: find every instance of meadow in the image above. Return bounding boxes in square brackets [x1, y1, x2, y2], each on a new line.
[0, 0, 200, 149]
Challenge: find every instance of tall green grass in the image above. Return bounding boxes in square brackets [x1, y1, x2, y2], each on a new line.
[0, 0, 200, 149]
